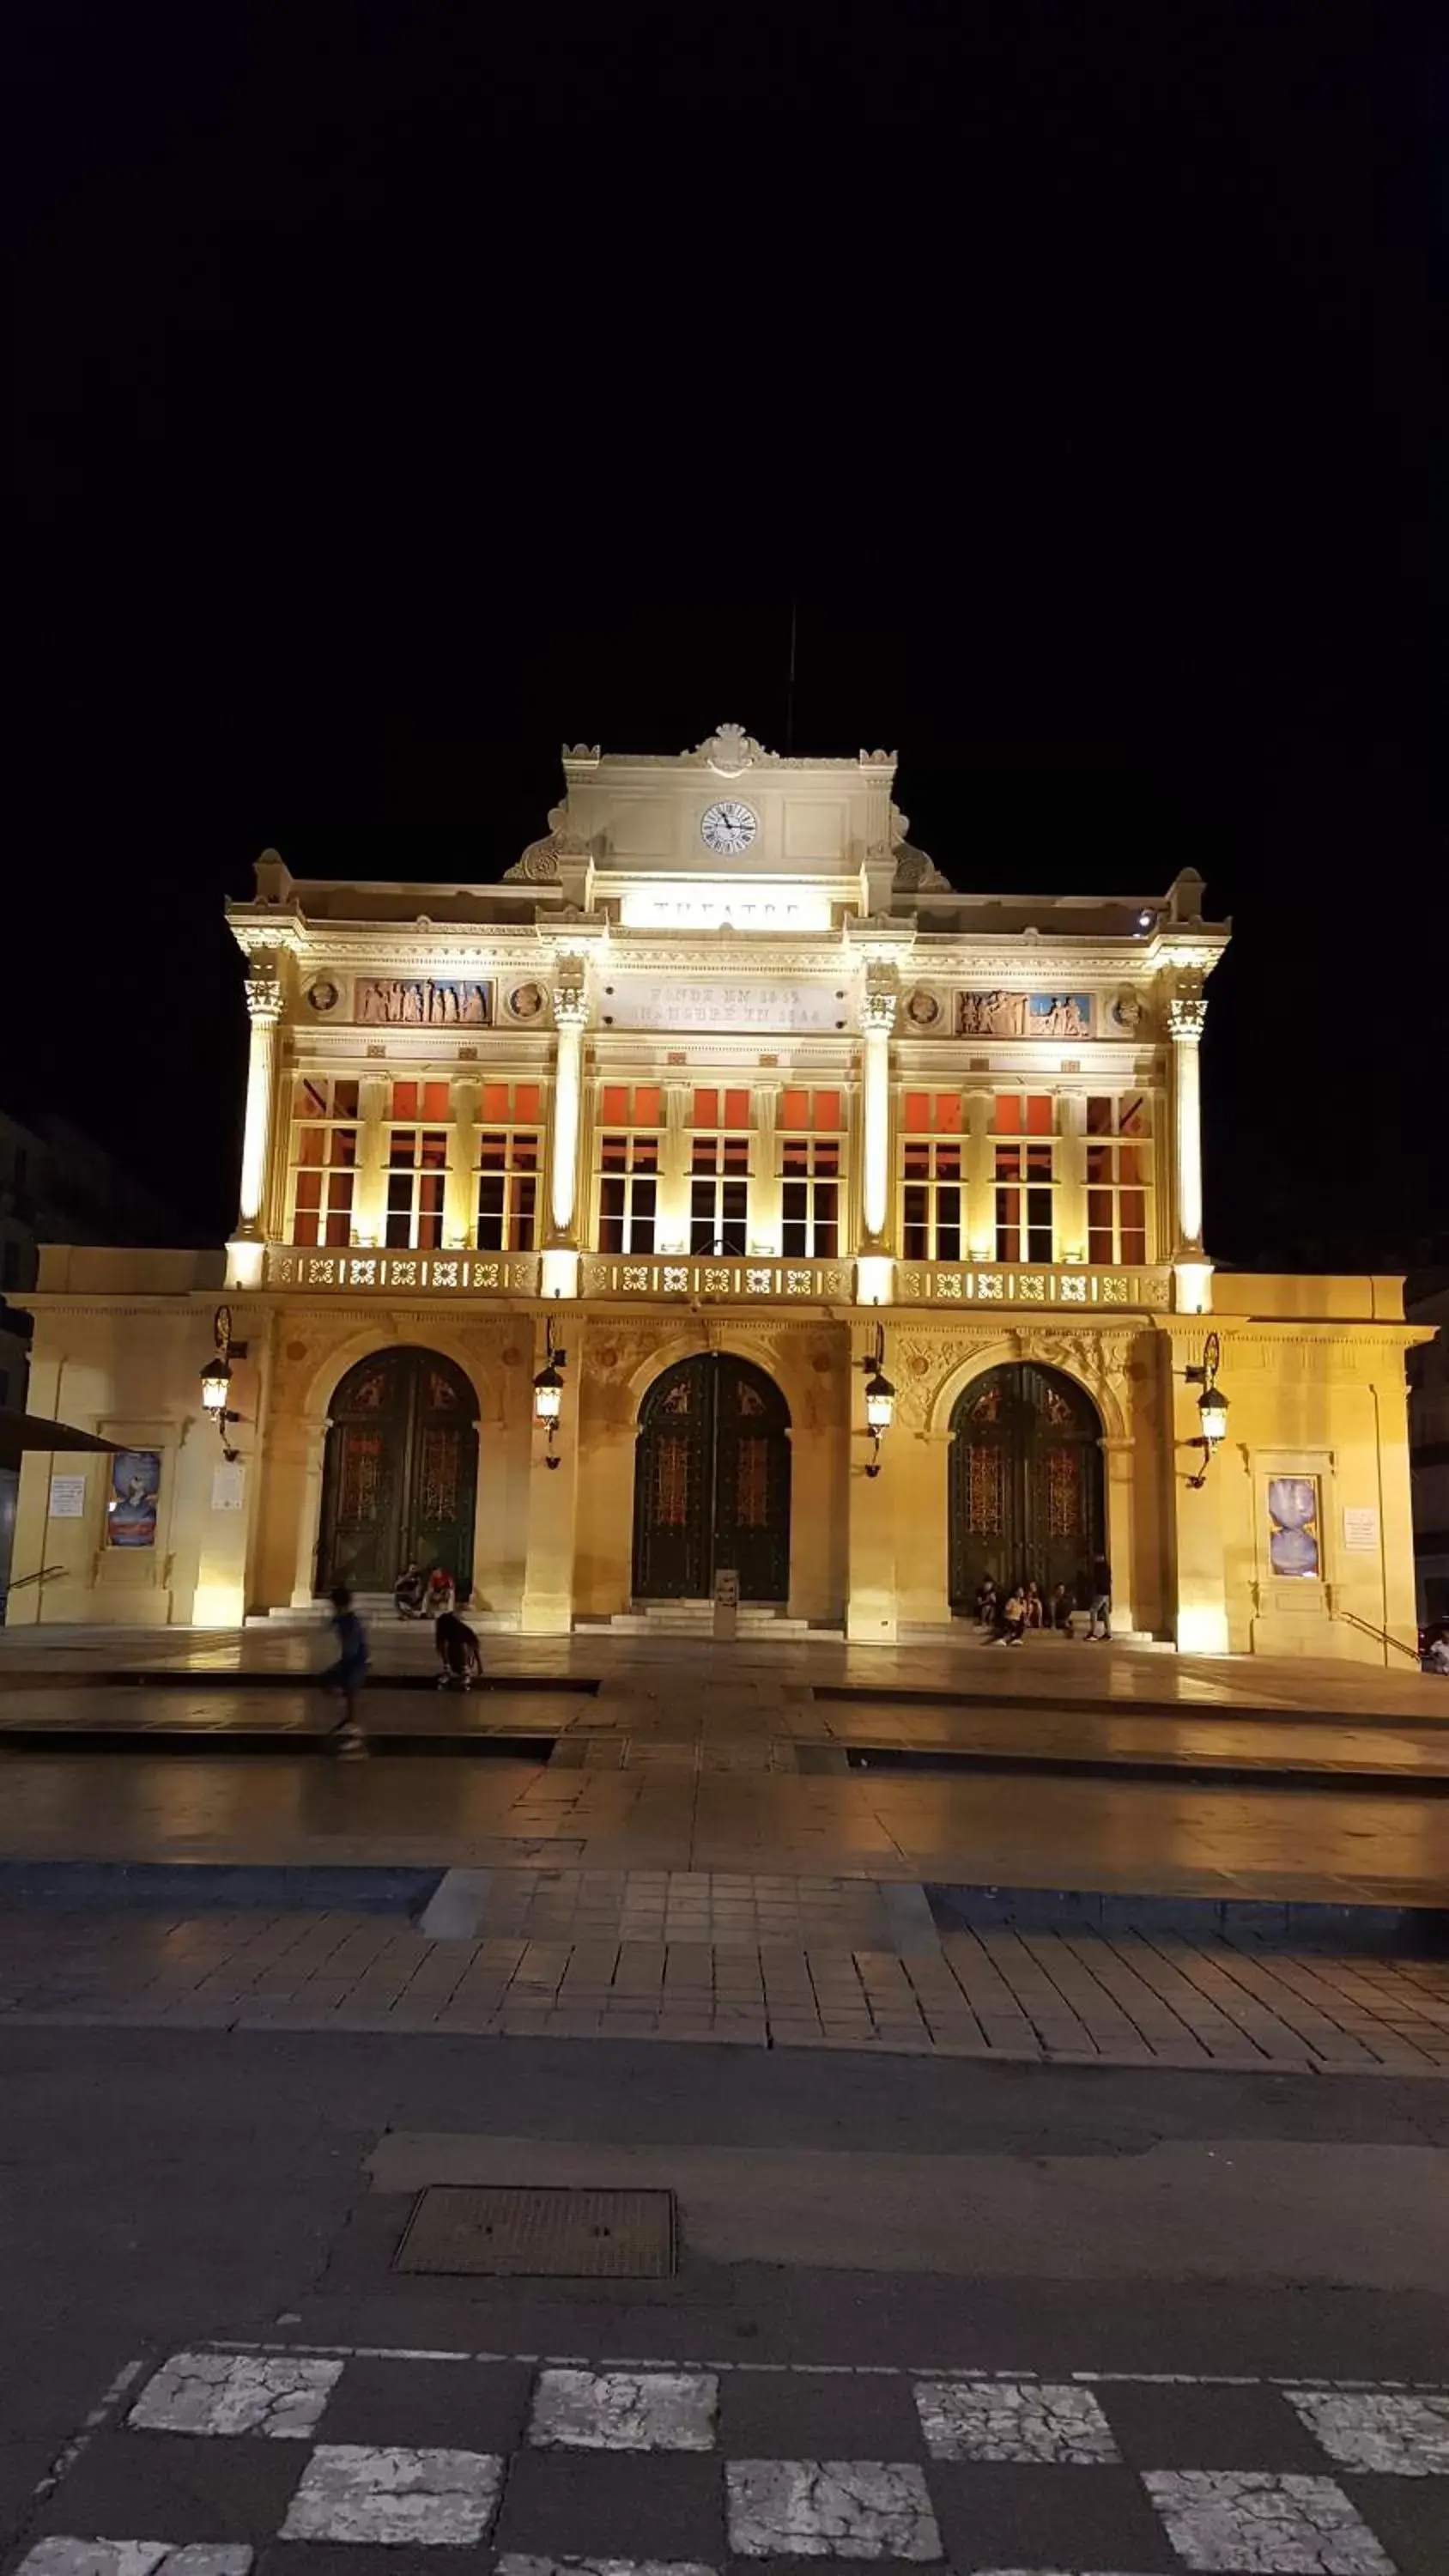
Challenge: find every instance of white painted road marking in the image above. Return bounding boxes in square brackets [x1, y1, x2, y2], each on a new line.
[914, 2378, 1119, 2464]
[528, 2369, 718, 2452]
[725, 2458, 942, 2560]
[1143, 2469, 1395, 2573]
[279, 2445, 503, 2545]
[128, 2353, 341, 2439]
[13, 2552, 252, 2576]
[1288, 2385, 1449, 2475]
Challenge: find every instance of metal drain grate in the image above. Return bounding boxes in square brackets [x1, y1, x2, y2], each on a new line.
[393, 2184, 677, 2278]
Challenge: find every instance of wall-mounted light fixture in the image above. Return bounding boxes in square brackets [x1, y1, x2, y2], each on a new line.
[1184, 1328, 1228, 1487]
[861, 1312, 896, 1478]
[200, 1304, 247, 1462]
[532, 1305, 567, 1467]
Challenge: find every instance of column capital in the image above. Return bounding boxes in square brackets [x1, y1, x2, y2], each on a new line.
[1168, 991, 1207, 1043]
[551, 954, 590, 1028]
[245, 959, 285, 1024]
[860, 959, 900, 1034]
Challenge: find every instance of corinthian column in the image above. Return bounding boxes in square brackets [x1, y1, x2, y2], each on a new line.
[543, 954, 589, 1298]
[858, 963, 898, 1304]
[228, 953, 284, 1286]
[1168, 980, 1211, 1314]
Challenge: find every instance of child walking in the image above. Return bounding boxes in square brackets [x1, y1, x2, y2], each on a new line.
[323, 1583, 370, 1754]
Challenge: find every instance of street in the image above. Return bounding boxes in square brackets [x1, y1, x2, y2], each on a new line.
[3, 2031, 1449, 2573]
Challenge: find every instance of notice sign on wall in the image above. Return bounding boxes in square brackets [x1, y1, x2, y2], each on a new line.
[211, 1461, 246, 1513]
[48, 1473, 86, 1519]
[1342, 1506, 1380, 1552]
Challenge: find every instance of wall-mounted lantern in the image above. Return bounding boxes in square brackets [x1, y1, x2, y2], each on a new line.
[861, 1313, 896, 1479]
[1185, 1328, 1228, 1487]
[532, 1308, 567, 1467]
[201, 1305, 246, 1462]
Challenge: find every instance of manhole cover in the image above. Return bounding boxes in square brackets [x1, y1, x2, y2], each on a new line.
[393, 2184, 677, 2278]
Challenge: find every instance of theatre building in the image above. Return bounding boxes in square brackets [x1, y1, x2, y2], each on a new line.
[9, 724, 1425, 1657]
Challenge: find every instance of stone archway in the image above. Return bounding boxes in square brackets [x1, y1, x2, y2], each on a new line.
[632, 1352, 791, 1602]
[317, 1346, 478, 1595]
[948, 1361, 1105, 1613]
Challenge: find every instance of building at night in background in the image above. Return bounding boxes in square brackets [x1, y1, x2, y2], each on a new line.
[7, 726, 1429, 1655]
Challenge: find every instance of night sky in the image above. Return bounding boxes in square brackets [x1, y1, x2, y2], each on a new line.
[6, 6, 1443, 1272]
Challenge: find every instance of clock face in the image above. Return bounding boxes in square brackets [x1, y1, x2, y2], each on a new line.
[700, 798, 758, 855]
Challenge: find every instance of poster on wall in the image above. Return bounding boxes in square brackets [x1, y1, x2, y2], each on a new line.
[106, 1449, 161, 1548]
[211, 1461, 246, 1513]
[1266, 1474, 1321, 1579]
[48, 1474, 87, 1519]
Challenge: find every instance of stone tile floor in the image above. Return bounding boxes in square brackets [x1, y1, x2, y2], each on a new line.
[3, 1873, 1449, 2070]
[13, 2343, 1449, 2573]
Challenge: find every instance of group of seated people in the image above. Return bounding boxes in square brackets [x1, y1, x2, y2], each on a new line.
[392, 1562, 458, 1620]
[973, 1576, 1079, 1645]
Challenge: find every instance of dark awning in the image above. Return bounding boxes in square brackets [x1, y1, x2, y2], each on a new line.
[0, 1413, 120, 1473]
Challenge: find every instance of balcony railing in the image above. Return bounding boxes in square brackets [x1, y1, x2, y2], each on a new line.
[581, 1253, 853, 1303]
[263, 1242, 1173, 1311]
[894, 1261, 1172, 1310]
[265, 1248, 541, 1294]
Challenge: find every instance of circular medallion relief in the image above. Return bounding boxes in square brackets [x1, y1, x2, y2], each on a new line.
[306, 978, 340, 1014]
[905, 985, 943, 1029]
[506, 980, 547, 1024]
[1106, 988, 1145, 1035]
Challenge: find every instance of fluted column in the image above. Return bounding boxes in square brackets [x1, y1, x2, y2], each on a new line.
[543, 955, 589, 1297]
[859, 964, 898, 1249]
[1169, 981, 1211, 1315]
[228, 954, 284, 1286]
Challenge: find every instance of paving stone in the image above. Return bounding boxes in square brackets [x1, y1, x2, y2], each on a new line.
[279, 2445, 502, 2546]
[1288, 2388, 1449, 2475]
[914, 2379, 1119, 2465]
[129, 2355, 342, 2440]
[1143, 2468, 1394, 2572]
[724, 2459, 941, 2560]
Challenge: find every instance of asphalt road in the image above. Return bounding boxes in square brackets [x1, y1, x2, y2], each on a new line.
[5, 2031, 1449, 2572]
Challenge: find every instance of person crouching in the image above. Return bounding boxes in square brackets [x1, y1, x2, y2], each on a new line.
[435, 1608, 482, 1690]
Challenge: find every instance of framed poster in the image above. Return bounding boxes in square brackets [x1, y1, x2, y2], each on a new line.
[1266, 1473, 1321, 1580]
[106, 1449, 161, 1548]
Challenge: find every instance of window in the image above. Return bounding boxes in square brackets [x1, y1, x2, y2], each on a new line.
[901, 1091, 965, 1261]
[475, 1081, 542, 1251]
[597, 1084, 662, 1255]
[1085, 1094, 1152, 1265]
[993, 1094, 1055, 1264]
[780, 1088, 842, 1257]
[292, 1077, 359, 1248]
[690, 1085, 751, 1254]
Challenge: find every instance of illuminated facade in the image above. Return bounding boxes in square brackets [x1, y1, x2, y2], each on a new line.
[9, 725, 1428, 1656]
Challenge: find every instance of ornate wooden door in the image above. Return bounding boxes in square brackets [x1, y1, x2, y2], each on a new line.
[632, 1354, 791, 1603]
[318, 1346, 477, 1595]
[948, 1362, 1103, 1612]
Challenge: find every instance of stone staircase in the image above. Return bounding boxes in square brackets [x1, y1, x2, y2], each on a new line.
[596, 1601, 826, 1639]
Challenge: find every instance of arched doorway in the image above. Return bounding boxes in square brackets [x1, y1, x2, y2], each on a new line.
[948, 1362, 1104, 1613]
[633, 1353, 791, 1603]
[318, 1346, 478, 1595]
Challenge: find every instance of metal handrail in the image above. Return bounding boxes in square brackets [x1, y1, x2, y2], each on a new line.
[1334, 1609, 1422, 1665]
[2, 1565, 66, 1594]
